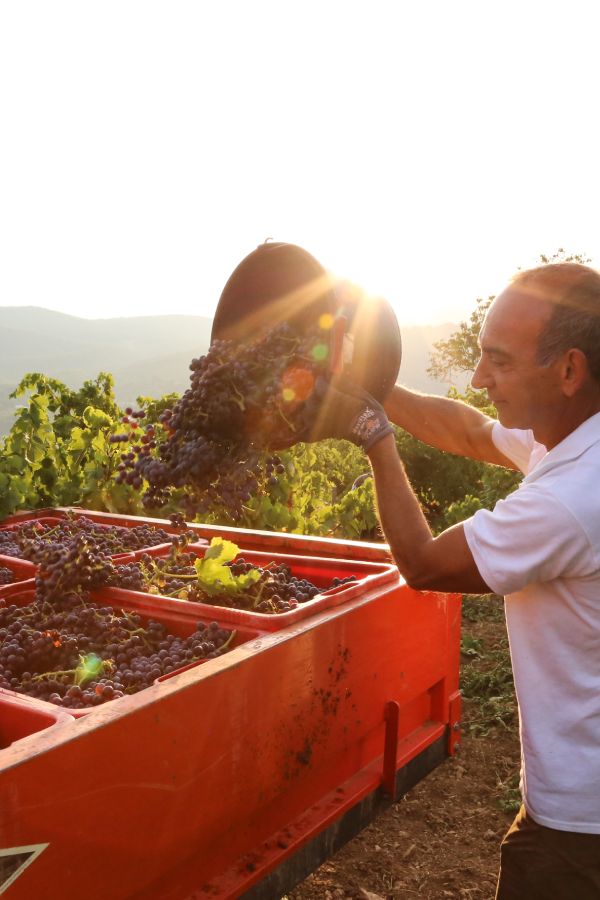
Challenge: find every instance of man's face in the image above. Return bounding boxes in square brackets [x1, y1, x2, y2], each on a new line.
[471, 287, 562, 436]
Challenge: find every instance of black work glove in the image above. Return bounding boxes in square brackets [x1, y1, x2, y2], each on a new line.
[301, 377, 394, 452]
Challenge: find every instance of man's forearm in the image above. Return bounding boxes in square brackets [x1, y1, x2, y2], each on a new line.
[367, 433, 492, 594]
[383, 384, 514, 468]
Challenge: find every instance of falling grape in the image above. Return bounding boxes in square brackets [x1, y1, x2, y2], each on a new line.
[112, 321, 333, 518]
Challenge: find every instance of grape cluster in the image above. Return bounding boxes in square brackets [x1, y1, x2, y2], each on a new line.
[110, 321, 332, 517]
[34, 533, 118, 603]
[0, 589, 234, 710]
[0, 533, 21, 558]
[110, 547, 357, 615]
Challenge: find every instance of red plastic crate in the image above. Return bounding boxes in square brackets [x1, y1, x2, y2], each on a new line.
[0, 512, 207, 562]
[105, 545, 399, 632]
[0, 553, 37, 586]
[0, 516, 65, 560]
[0, 582, 265, 718]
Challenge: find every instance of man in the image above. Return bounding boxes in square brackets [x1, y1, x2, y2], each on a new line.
[304, 262, 600, 899]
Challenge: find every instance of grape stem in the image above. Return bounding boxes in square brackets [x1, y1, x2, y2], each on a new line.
[276, 406, 297, 432]
[218, 629, 237, 652]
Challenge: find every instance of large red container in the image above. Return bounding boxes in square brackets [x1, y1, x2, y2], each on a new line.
[0, 692, 74, 750]
[0, 515, 461, 900]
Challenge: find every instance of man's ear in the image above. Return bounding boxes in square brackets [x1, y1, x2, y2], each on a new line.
[560, 348, 589, 397]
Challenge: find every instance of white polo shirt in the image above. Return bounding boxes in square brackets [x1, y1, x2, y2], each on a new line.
[463, 412, 600, 833]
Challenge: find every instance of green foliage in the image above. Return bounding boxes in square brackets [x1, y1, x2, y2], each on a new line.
[428, 296, 493, 382]
[0, 374, 381, 539]
[135, 393, 180, 423]
[0, 373, 144, 519]
[461, 593, 505, 624]
[191, 440, 379, 539]
[11, 373, 121, 439]
[538, 248, 590, 266]
[496, 771, 522, 814]
[393, 428, 512, 532]
[460, 597, 515, 737]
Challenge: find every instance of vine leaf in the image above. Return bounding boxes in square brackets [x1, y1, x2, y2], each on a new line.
[193, 538, 261, 596]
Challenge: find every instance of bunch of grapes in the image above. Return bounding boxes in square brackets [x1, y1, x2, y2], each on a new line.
[109, 546, 357, 615]
[0, 532, 21, 557]
[110, 321, 332, 517]
[0, 589, 235, 709]
[0, 515, 189, 563]
[34, 533, 118, 603]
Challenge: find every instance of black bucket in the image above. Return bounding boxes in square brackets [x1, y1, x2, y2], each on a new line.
[211, 242, 401, 402]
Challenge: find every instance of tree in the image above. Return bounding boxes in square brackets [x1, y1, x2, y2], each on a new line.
[427, 249, 591, 382]
[428, 297, 492, 382]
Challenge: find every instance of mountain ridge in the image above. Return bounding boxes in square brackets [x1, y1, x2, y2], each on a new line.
[0, 306, 462, 434]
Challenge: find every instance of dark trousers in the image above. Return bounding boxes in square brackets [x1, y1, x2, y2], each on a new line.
[495, 805, 600, 899]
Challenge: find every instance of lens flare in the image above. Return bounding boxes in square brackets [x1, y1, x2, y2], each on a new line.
[281, 367, 315, 404]
[319, 312, 335, 330]
[311, 343, 329, 362]
[75, 653, 103, 686]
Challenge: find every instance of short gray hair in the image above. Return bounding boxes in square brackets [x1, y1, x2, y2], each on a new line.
[512, 263, 600, 383]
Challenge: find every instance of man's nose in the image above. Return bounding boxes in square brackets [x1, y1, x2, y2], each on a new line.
[471, 357, 489, 390]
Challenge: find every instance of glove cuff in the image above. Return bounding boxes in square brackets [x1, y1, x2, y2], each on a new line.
[349, 405, 393, 451]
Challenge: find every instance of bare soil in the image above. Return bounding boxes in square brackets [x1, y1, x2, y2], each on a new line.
[286, 599, 519, 900]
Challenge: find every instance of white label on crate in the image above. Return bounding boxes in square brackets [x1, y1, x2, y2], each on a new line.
[0, 844, 49, 896]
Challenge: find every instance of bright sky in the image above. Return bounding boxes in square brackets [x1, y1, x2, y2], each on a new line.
[1, 1, 599, 327]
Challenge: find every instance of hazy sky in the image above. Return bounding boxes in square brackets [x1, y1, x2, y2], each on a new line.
[1, 1, 599, 327]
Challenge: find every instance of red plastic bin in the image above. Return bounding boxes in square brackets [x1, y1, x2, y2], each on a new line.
[0, 582, 265, 718]
[105, 545, 399, 632]
[0, 512, 206, 562]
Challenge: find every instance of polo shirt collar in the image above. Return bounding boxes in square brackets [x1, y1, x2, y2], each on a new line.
[524, 410, 600, 483]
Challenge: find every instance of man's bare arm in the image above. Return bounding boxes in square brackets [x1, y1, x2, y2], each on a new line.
[384, 384, 516, 469]
[367, 433, 492, 594]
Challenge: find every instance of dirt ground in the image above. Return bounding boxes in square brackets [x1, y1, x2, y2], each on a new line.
[285, 599, 520, 900]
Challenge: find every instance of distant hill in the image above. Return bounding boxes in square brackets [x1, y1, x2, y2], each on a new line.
[0, 307, 464, 434]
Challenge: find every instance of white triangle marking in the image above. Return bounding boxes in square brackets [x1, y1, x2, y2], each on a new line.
[0, 844, 49, 896]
